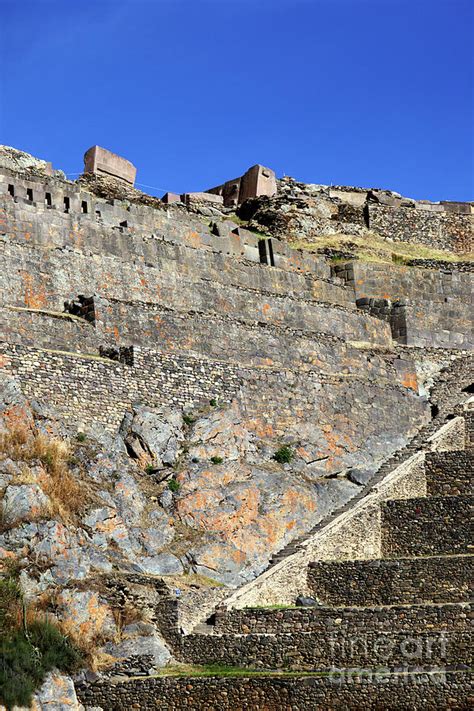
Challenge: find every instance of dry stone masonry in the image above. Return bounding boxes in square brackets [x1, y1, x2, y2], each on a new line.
[0, 144, 472, 709]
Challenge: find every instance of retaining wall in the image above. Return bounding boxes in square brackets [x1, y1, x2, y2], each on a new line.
[381, 495, 472, 557]
[76, 672, 473, 711]
[424, 451, 473, 496]
[307, 555, 472, 606]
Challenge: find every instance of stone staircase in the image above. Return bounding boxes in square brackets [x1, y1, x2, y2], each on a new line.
[77, 377, 473, 709]
[165, 409, 473, 706]
[268, 353, 473, 567]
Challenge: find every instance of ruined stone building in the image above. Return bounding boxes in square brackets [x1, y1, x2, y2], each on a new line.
[0, 144, 472, 709]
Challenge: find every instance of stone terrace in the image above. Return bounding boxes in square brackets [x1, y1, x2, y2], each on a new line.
[78, 408, 473, 708]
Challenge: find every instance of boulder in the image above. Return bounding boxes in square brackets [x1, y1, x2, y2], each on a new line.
[57, 589, 116, 644]
[120, 405, 184, 468]
[295, 595, 317, 607]
[136, 552, 183, 575]
[104, 632, 171, 669]
[2, 484, 50, 524]
[30, 671, 83, 710]
[0, 374, 33, 433]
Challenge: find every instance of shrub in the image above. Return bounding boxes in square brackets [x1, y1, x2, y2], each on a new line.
[183, 414, 195, 426]
[272, 446, 294, 464]
[145, 463, 156, 474]
[210, 456, 223, 465]
[0, 577, 82, 709]
[168, 478, 180, 493]
[0, 621, 81, 708]
[209, 398, 217, 407]
[76, 432, 86, 442]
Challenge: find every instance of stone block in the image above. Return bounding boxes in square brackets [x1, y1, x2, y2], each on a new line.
[83, 145, 137, 185]
[206, 164, 277, 206]
[161, 192, 181, 204]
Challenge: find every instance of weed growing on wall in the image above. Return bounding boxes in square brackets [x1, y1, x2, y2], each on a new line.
[168, 477, 180, 493]
[272, 446, 294, 464]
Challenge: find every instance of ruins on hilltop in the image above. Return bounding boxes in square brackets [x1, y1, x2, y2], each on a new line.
[0, 144, 472, 709]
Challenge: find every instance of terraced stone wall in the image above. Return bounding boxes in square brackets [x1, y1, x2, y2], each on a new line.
[424, 451, 473, 496]
[307, 556, 472, 606]
[0, 343, 242, 430]
[0, 173, 335, 281]
[333, 262, 474, 349]
[179, 629, 467, 669]
[76, 672, 472, 711]
[212, 603, 470, 635]
[381, 496, 472, 557]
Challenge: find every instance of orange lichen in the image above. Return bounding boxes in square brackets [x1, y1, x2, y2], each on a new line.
[20, 271, 48, 309]
[401, 372, 418, 391]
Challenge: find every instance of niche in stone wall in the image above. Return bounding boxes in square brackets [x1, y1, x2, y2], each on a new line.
[64, 295, 96, 324]
[99, 345, 134, 365]
[258, 239, 275, 266]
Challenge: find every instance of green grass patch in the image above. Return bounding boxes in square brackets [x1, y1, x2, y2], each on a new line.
[291, 232, 473, 266]
[210, 456, 223, 465]
[168, 478, 180, 493]
[247, 604, 300, 610]
[154, 664, 341, 679]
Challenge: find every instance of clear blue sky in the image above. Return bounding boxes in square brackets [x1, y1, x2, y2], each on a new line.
[1, 0, 472, 201]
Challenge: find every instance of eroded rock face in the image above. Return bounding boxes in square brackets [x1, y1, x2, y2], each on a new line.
[172, 404, 363, 584]
[57, 589, 117, 644]
[0, 375, 34, 434]
[119, 405, 184, 469]
[1, 484, 50, 524]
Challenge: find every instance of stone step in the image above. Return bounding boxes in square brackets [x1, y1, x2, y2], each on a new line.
[307, 554, 472, 607]
[424, 450, 473, 497]
[381, 495, 472, 557]
[213, 601, 472, 635]
[180, 628, 470, 671]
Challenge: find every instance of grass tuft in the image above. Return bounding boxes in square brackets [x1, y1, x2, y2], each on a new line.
[291, 231, 473, 265]
[0, 424, 86, 522]
[272, 446, 294, 464]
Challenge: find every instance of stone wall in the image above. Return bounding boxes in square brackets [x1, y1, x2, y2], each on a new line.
[0, 343, 242, 431]
[333, 262, 474, 349]
[76, 672, 472, 711]
[307, 556, 472, 606]
[333, 261, 473, 305]
[0, 171, 334, 282]
[424, 450, 473, 496]
[381, 495, 472, 557]
[213, 602, 470, 635]
[368, 203, 473, 254]
[179, 628, 468, 670]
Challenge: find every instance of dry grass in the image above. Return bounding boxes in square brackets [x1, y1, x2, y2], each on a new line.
[291, 231, 473, 265]
[0, 424, 86, 522]
[112, 602, 149, 640]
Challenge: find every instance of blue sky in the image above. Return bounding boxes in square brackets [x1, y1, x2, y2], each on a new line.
[0, 0, 472, 200]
